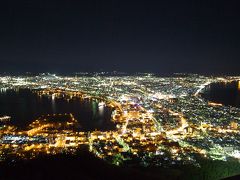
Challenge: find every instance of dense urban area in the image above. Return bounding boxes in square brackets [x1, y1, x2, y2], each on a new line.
[0, 73, 240, 170]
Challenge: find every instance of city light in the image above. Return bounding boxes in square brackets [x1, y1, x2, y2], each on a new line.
[0, 73, 240, 168]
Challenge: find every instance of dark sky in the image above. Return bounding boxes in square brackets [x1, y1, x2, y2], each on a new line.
[0, 0, 240, 75]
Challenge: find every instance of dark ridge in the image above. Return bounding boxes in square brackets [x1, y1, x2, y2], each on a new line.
[0, 151, 177, 180]
[1, 151, 240, 180]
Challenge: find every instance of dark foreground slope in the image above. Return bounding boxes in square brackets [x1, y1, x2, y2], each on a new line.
[0, 151, 179, 180]
[1, 151, 240, 180]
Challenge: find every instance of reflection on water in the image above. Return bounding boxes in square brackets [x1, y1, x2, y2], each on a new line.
[99, 106, 104, 116]
[202, 81, 240, 107]
[51, 94, 57, 114]
[0, 89, 115, 131]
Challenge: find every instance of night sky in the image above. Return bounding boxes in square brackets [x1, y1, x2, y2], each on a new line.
[0, 0, 240, 75]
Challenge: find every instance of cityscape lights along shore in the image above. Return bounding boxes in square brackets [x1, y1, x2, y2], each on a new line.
[0, 73, 240, 168]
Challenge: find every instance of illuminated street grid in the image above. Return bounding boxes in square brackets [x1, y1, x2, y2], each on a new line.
[0, 73, 240, 167]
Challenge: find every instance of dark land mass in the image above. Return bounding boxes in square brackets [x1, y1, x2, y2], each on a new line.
[1, 150, 240, 180]
[0, 150, 179, 180]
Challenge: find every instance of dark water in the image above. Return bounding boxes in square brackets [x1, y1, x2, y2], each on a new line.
[202, 81, 240, 107]
[0, 89, 115, 131]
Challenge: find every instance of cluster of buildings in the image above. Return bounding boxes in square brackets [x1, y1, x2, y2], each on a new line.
[0, 73, 240, 167]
